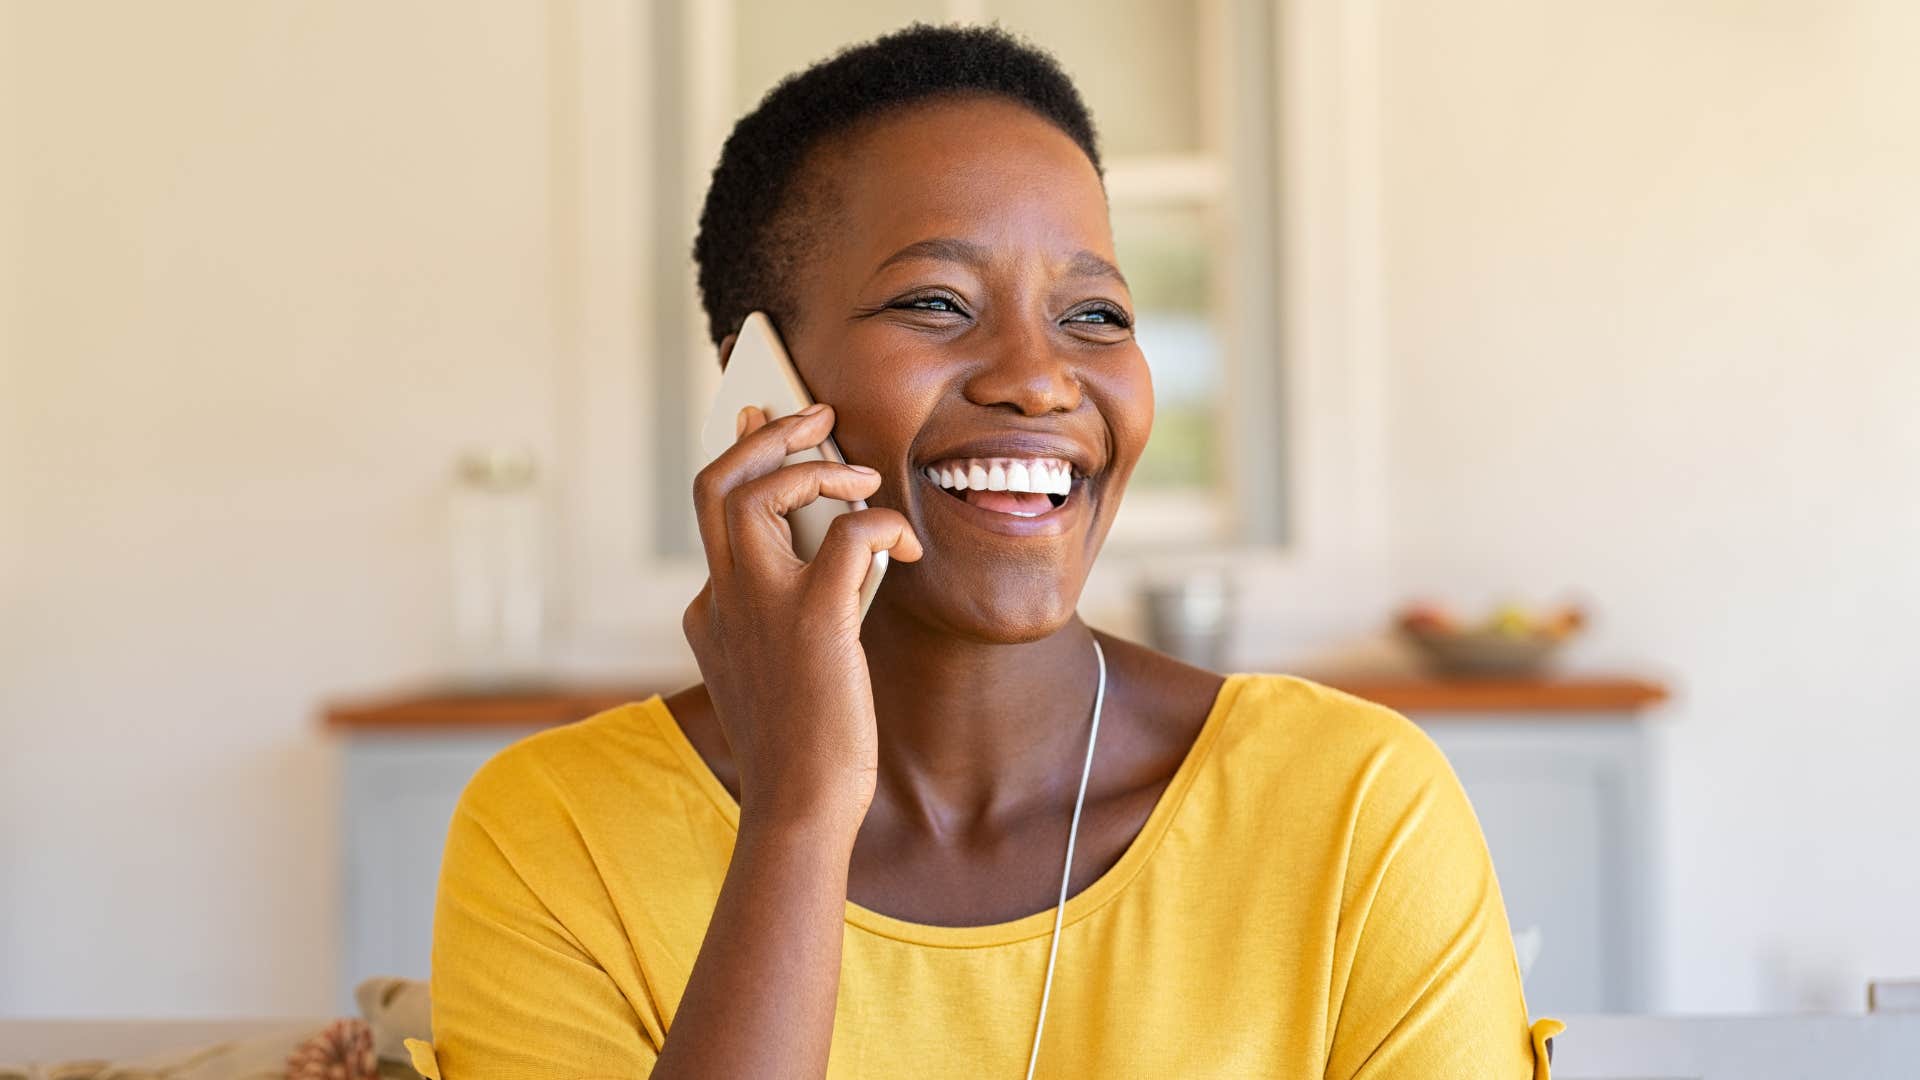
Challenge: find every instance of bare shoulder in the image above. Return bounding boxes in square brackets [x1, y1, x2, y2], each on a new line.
[1094, 630, 1226, 718]
[1091, 630, 1227, 783]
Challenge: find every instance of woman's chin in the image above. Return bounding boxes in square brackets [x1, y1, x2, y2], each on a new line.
[873, 571, 1086, 645]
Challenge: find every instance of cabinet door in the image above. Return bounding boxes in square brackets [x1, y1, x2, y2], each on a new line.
[1551, 1014, 1920, 1079]
[340, 720, 1653, 1014]
[339, 731, 533, 1009]
[1421, 719, 1652, 1015]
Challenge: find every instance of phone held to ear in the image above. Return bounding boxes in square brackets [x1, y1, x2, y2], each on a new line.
[700, 311, 888, 619]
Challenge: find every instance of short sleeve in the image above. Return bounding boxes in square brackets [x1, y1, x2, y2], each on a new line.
[1322, 713, 1556, 1079]
[425, 783, 660, 1079]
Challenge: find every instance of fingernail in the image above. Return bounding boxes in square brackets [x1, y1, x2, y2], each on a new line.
[798, 402, 828, 416]
[735, 407, 751, 438]
[848, 464, 877, 475]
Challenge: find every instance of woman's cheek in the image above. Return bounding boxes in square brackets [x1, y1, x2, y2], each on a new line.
[820, 354, 946, 492]
[1101, 354, 1155, 478]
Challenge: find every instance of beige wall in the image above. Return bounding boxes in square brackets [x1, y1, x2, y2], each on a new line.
[1378, 0, 1920, 1010]
[2, 1, 563, 1013]
[4, 0, 1917, 1017]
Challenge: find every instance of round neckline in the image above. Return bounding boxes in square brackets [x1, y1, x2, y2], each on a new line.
[639, 672, 1246, 949]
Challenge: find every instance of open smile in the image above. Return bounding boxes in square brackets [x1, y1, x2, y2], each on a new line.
[915, 455, 1089, 537]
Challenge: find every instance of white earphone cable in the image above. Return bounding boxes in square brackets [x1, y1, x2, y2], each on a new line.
[1023, 636, 1106, 1079]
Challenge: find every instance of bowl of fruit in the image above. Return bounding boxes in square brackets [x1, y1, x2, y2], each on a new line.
[1396, 601, 1586, 677]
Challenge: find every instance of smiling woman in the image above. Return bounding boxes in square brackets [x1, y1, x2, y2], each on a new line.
[414, 23, 1555, 1080]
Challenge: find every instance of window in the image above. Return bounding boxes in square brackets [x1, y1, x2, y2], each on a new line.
[556, 0, 1379, 657]
[645, 0, 1286, 555]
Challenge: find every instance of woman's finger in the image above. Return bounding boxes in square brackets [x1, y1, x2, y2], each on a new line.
[738, 404, 769, 439]
[804, 507, 922, 608]
[725, 461, 883, 573]
[691, 404, 836, 577]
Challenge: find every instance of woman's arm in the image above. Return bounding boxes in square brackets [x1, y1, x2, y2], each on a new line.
[653, 404, 921, 1078]
[421, 735, 868, 1080]
[650, 810, 859, 1078]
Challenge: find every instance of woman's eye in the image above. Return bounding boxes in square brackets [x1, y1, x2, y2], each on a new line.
[894, 295, 964, 314]
[1068, 304, 1133, 329]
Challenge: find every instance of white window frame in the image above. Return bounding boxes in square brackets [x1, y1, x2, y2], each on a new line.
[545, 0, 1391, 678]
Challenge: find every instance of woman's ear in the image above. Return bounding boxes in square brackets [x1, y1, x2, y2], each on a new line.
[717, 332, 738, 371]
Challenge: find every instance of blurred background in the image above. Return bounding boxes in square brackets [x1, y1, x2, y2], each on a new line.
[3, 0, 1917, 1029]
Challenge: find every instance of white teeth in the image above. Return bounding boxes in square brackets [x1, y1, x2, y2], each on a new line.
[925, 457, 1079, 498]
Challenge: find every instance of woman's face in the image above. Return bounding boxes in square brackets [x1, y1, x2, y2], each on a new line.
[766, 94, 1153, 643]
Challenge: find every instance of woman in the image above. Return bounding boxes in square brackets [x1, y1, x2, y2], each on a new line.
[417, 24, 1557, 1079]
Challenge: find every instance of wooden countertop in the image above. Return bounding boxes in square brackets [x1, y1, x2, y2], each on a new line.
[324, 685, 668, 731]
[1320, 675, 1668, 714]
[324, 675, 1668, 731]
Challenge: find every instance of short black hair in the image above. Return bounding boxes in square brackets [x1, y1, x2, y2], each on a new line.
[691, 22, 1103, 350]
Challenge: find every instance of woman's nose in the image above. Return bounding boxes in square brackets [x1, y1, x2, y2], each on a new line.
[960, 324, 1083, 416]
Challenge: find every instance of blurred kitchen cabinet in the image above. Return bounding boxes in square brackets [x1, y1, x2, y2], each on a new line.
[331, 678, 1663, 1015]
[1420, 718, 1653, 1015]
[338, 729, 532, 1011]
[1552, 1013, 1920, 1078]
[1336, 678, 1665, 1017]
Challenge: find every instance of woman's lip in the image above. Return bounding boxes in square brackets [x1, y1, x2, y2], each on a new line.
[912, 436, 1100, 478]
[915, 471, 1088, 537]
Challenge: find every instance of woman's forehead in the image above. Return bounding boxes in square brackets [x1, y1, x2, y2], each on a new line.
[818, 97, 1114, 277]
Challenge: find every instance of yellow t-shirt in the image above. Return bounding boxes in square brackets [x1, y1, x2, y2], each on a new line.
[412, 674, 1560, 1079]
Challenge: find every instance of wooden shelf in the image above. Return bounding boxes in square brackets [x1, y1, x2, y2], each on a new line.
[324, 684, 666, 731]
[325, 674, 1668, 732]
[1318, 675, 1669, 715]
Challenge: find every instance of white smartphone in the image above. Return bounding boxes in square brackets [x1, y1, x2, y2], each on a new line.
[700, 311, 888, 618]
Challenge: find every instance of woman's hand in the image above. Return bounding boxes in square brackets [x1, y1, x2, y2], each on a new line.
[682, 403, 923, 835]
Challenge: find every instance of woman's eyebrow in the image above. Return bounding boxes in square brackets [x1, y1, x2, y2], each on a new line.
[870, 237, 990, 278]
[1066, 250, 1129, 290]
[868, 237, 1129, 290]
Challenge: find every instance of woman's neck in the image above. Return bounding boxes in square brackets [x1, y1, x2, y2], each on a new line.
[857, 609, 1104, 837]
